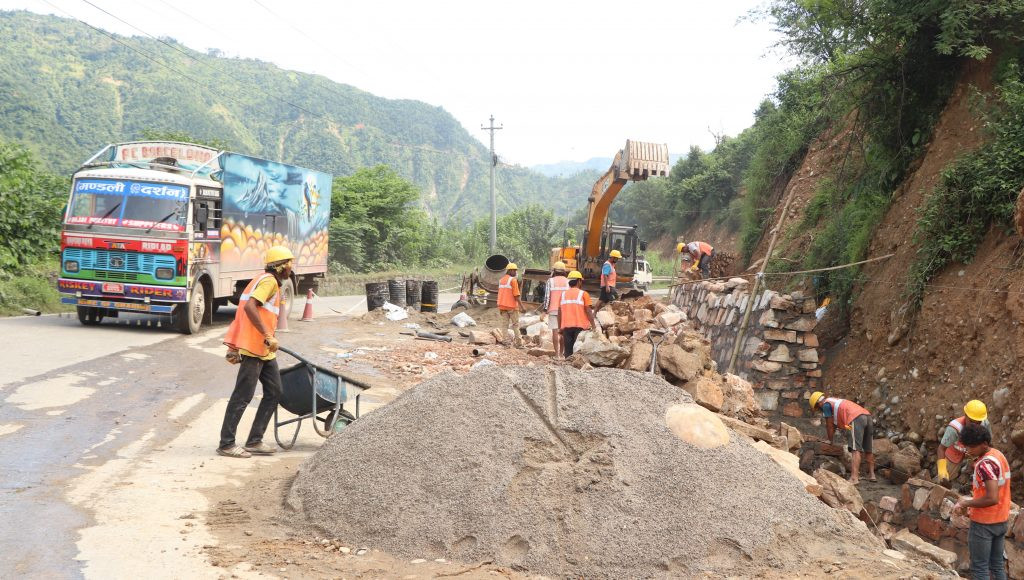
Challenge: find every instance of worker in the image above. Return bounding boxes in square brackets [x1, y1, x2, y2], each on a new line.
[497, 262, 526, 348]
[218, 246, 294, 459]
[809, 391, 876, 484]
[542, 261, 570, 359]
[559, 271, 597, 358]
[594, 249, 622, 313]
[678, 241, 715, 279]
[937, 400, 990, 484]
[953, 422, 1011, 580]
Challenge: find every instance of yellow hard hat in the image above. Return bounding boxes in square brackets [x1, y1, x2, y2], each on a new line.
[809, 391, 825, 409]
[506, 263, 518, 271]
[567, 270, 583, 280]
[609, 250, 622, 259]
[676, 242, 685, 253]
[553, 261, 567, 270]
[265, 245, 295, 265]
[964, 399, 988, 422]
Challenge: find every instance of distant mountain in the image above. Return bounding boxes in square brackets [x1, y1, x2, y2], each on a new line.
[0, 10, 593, 223]
[532, 153, 686, 177]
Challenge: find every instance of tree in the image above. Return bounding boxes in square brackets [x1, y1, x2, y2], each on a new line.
[0, 142, 69, 271]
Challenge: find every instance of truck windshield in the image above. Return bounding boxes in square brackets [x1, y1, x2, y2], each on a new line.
[66, 178, 189, 232]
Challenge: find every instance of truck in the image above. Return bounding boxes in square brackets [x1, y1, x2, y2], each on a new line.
[58, 141, 332, 334]
[520, 140, 669, 301]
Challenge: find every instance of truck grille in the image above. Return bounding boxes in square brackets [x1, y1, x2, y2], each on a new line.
[63, 248, 176, 279]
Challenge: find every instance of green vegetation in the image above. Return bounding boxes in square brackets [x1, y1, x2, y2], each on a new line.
[908, 59, 1024, 309]
[0, 10, 595, 224]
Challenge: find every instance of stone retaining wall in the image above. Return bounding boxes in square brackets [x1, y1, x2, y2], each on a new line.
[671, 279, 821, 419]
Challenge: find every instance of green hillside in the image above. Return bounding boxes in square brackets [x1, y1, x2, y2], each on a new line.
[0, 10, 595, 223]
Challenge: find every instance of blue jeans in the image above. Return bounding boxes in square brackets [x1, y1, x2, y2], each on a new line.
[968, 520, 1007, 580]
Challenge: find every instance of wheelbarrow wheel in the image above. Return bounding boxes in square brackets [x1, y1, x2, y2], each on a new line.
[273, 407, 302, 450]
[324, 408, 356, 434]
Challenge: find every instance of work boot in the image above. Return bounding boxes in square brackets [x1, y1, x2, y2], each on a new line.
[244, 441, 277, 455]
[216, 445, 252, 459]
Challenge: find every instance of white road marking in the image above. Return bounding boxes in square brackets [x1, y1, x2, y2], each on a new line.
[0, 423, 24, 437]
[168, 393, 206, 421]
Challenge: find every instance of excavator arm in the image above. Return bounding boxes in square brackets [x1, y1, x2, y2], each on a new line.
[584, 140, 669, 260]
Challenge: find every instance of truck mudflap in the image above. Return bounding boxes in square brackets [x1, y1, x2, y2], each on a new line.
[60, 296, 174, 314]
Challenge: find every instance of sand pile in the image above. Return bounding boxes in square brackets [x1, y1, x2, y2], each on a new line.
[288, 366, 878, 578]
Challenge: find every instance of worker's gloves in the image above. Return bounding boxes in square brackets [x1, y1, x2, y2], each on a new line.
[264, 335, 279, 353]
[937, 458, 949, 482]
[225, 349, 241, 365]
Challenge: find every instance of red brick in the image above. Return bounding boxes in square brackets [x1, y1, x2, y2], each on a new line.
[917, 513, 947, 541]
[816, 442, 845, 456]
[782, 401, 803, 417]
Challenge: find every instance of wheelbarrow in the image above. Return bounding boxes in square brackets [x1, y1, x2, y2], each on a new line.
[273, 346, 371, 449]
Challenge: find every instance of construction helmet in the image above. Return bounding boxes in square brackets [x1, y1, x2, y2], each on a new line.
[609, 250, 622, 259]
[506, 263, 518, 271]
[265, 245, 295, 265]
[567, 270, 584, 280]
[809, 391, 825, 410]
[553, 261, 567, 271]
[676, 242, 685, 253]
[964, 399, 988, 422]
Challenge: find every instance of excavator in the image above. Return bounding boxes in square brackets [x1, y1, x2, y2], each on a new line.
[521, 140, 670, 301]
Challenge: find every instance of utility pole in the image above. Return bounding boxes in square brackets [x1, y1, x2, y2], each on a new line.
[481, 115, 502, 253]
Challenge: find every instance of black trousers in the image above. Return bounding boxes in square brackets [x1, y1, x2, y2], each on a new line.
[699, 250, 714, 278]
[562, 327, 584, 358]
[219, 355, 282, 449]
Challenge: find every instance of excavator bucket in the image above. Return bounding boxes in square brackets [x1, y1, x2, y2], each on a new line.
[617, 140, 670, 181]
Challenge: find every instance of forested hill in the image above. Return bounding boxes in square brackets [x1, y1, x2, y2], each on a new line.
[0, 10, 595, 223]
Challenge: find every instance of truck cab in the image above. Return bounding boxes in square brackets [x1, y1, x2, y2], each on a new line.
[633, 259, 653, 291]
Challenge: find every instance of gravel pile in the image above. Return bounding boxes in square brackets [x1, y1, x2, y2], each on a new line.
[288, 366, 875, 578]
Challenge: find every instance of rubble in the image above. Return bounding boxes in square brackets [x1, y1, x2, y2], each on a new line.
[814, 468, 864, 515]
[890, 529, 957, 568]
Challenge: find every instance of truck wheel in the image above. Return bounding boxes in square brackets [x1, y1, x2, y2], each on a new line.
[77, 306, 103, 326]
[174, 283, 206, 334]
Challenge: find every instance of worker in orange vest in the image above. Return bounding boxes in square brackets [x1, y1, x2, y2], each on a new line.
[937, 399, 990, 484]
[953, 422, 1012, 579]
[542, 261, 570, 359]
[678, 241, 714, 279]
[810, 391, 876, 484]
[218, 245, 294, 458]
[594, 249, 621, 313]
[559, 271, 597, 358]
[497, 262, 526, 348]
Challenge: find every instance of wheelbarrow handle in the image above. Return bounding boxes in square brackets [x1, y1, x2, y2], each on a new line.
[276, 345, 309, 365]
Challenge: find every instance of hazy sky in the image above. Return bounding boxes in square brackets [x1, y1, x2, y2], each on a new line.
[3, 0, 791, 166]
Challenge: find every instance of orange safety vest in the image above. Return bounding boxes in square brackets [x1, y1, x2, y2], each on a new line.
[223, 273, 281, 357]
[944, 416, 970, 464]
[559, 288, 591, 330]
[823, 397, 870, 430]
[688, 241, 714, 258]
[601, 260, 617, 288]
[970, 448, 1012, 524]
[497, 274, 519, 311]
[546, 276, 569, 314]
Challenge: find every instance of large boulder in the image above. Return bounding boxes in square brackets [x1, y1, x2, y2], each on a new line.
[890, 529, 956, 569]
[681, 375, 724, 412]
[576, 338, 628, 367]
[813, 467, 864, 515]
[468, 330, 496, 345]
[657, 344, 703, 381]
[892, 445, 923, 477]
[664, 403, 729, 449]
[719, 373, 759, 419]
[625, 341, 653, 372]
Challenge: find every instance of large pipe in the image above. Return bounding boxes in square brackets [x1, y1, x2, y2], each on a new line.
[477, 254, 510, 293]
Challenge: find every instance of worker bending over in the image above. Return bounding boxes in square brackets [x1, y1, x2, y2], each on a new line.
[594, 249, 621, 313]
[809, 391, 876, 484]
[497, 263, 526, 348]
[558, 271, 596, 358]
[679, 241, 714, 279]
[937, 399, 990, 484]
[219, 246, 293, 459]
[953, 422, 1011, 580]
[542, 261, 570, 359]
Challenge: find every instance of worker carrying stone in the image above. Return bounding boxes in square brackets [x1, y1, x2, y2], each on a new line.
[542, 261, 570, 360]
[218, 245, 294, 459]
[497, 262, 526, 348]
[937, 399, 990, 484]
[594, 250, 621, 313]
[952, 422, 1012, 579]
[558, 270, 597, 358]
[809, 391, 876, 484]
[678, 241, 715, 279]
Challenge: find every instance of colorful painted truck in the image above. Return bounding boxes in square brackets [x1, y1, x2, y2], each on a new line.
[58, 141, 332, 334]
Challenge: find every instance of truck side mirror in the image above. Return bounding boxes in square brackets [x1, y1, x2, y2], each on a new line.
[639, 241, 648, 251]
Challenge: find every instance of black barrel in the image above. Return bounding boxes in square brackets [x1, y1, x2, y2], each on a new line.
[421, 280, 439, 313]
[365, 282, 389, 311]
[405, 279, 422, 308]
[387, 279, 406, 307]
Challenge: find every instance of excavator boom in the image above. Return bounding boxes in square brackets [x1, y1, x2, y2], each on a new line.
[584, 140, 669, 261]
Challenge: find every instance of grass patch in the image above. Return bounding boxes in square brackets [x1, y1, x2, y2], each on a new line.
[0, 261, 70, 316]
